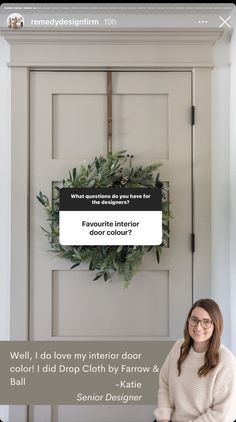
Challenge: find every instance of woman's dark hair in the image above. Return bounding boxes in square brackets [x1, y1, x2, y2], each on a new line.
[177, 298, 223, 377]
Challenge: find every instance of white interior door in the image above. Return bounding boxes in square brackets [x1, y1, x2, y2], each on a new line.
[29, 71, 192, 422]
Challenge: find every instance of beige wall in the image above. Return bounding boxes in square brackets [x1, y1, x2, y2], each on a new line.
[211, 10, 236, 354]
[212, 30, 231, 346]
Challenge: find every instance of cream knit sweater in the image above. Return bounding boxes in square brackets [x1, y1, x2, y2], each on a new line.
[154, 339, 236, 422]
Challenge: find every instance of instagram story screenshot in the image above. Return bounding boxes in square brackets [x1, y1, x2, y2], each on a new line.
[0, 2, 236, 422]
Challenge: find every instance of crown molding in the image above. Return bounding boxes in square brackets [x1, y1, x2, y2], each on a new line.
[0, 28, 224, 69]
[0, 28, 224, 45]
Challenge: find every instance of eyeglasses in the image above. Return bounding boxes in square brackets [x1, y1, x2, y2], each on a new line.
[188, 316, 213, 329]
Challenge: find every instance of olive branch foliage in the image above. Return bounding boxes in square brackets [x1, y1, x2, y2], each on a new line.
[37, 151, 171, 287]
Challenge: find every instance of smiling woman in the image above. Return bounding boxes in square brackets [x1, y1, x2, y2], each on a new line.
[153, 298, 236, 422]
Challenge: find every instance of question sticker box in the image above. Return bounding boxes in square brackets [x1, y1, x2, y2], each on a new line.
[59, 188, 162, 246]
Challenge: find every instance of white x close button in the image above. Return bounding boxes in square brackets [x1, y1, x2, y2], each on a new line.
[219, 16, 231, 28]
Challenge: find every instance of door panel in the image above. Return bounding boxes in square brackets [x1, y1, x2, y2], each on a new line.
[52, 270, 169, 338]
[30, 71, 192, 421]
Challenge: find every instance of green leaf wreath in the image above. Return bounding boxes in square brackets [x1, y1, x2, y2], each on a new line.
[37, 151, 171, 286]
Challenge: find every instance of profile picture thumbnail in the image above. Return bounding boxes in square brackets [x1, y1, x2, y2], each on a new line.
[7, 13, 24, 29]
